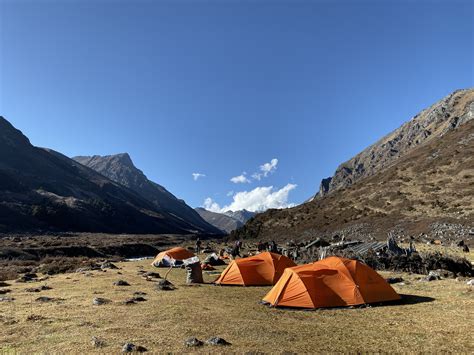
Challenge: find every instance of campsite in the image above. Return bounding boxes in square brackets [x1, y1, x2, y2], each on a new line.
[1, 239, 473, 353]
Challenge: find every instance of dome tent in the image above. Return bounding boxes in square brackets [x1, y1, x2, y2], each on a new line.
[263, 256, 400, 309]
[151, 247, 195, 267]
[215, 252, 296, 286]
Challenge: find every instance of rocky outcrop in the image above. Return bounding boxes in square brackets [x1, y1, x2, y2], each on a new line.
[317, 89, 474, 197]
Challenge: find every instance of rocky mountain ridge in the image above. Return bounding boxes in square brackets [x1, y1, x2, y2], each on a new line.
[316, 89, 474, 198]
[73, 154, 222, 235]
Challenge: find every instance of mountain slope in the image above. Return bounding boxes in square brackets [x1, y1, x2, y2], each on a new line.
[316, 89, 474, 197]
[195, 208, 244, 233]
[0, 117, 205, 234]
[224, 209, 256, 224]
[233, 89, 474, 241]
[73, 154, 223, 235]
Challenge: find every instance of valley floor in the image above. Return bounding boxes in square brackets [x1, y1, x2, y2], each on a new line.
[1, 258, 473, 353]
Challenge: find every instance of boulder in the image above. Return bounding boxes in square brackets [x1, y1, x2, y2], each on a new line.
[184, 337, 203, 347]
[206, 337, 231, 346]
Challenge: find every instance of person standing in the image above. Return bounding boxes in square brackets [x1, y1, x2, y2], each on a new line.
[195, 237, 202, 254]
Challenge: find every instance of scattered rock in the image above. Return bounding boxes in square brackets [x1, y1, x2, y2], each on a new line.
[184, 337, 203, 347]
[26, 314, 46, 321]
[0, 281, 10, 287]
[123, 299, 137, 305]
[91, 336, 106, 348]
[93, 297, 112, 305]
[424, 271, 441, 282]
[101, 262, 118, 270]
[206, 337, 231, 346]
[114, 280, 130, 286]
[122, 342, 147, 353]
[467, 279, 474, 286]
[25, 287, 41, 293]
[0, 297, 14, 302]
[133, 296, 147, 302]
[16, 273, 38, 283]
[133, 291, 147, 296]
[386, 277, 404, 284]
[156, 279, 175, 291]
[35, 296, 54, 302]
[142, 272, 161, 279]
[0, 289, 11, 295]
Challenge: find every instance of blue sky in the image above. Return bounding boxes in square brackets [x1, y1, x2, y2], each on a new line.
[1, 0, 473, 211]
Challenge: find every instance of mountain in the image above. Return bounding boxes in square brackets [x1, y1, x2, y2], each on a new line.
[73, 154, 223, 235]
[0, 116, 215, 234]
[316, 89, 474, 198]
[223, 209, 257, 224]
[232, 89, 474, 241]
[195, 208, 245, 233]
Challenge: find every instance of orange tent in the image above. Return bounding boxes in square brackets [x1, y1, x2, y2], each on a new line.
[151, 247, 195, 267]
[263, 256, 400, 309]
[215, 252, 296, 286]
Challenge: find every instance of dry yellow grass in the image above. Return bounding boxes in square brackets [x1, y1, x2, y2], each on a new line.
[1, 258, 473, 353]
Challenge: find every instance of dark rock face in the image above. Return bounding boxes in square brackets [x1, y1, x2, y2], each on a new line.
[317, 89, 474, 197]
[224, 209, 256, 224]
[73, 154, 223, 235]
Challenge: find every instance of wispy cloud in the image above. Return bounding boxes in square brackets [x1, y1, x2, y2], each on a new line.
[203, 183, 297, 213]
[226, 190, 234, 197]
[230, 173, 250, 184]
[192, 173, 206, 181]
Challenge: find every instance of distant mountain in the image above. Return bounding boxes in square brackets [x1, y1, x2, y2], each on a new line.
[73, 154, 223, 235]
[233, 89, 474, 241]
[223, 209, 256, 224]
[0, 116, 209, 234]
[195, 208, 246, 233]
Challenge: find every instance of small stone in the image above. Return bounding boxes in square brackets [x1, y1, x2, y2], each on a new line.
[26, 314, 45, 321]
[93, 297, 111, 305]
[25, 288, 41, 293]
[133, 296, 147, 302]
[122, 343, 147, 353]
[184, 337, 203, 347]
[142, 272, 161, 279]
[123, 299, 136, 305]
[206, 337, 231, 346]
[0, 289, 11, 294]
[35, 296, 54, 302]
[113, 280, 130, 286]
[156, 279, 174, 291]
[386, 277, 404, 284]
[467, 279, 474, 286]
[91, 336, 106, 348]
[0, 281, 10, 287]
[133, 291, 147, 296]
[0, 297, 14, 302]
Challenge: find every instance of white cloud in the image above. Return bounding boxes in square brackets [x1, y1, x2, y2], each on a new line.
[230, 173, 250, 184]
[203, 197, 222, 213]
[260, 158, 278, 177]
[202, 183, 297, 213]
[192, 173, 206, 181]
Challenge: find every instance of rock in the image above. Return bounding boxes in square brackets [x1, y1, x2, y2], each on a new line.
[133, 291, 147, 296]
[184, 337, 203, 347]
[16, 273, 38, 283]
[206, 337, 231, 346]
[26, 314, 45, 321]
[35, 296, 54, 302]
[386, 277, 404, 284]
[0, 281, 10, 287]
[0, 297, 14, 302]
[101, 262, 118, 270]
[91, 336, 106, 348]
[467, 279, 474, 286]
[142, 272, 161, 279]
[122, 343, 147, 353]
[93, 297, 112, 305]
[156, 279, 174, 291]
[132, 296, 147, 302]
[113, 280, 130, 286]
[25, 287, 41, 293]
[434, 269, 455, 279]
[0, 289, 11, 294]
[123, 299, 136, 305]
[425, 271, 441, 281]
